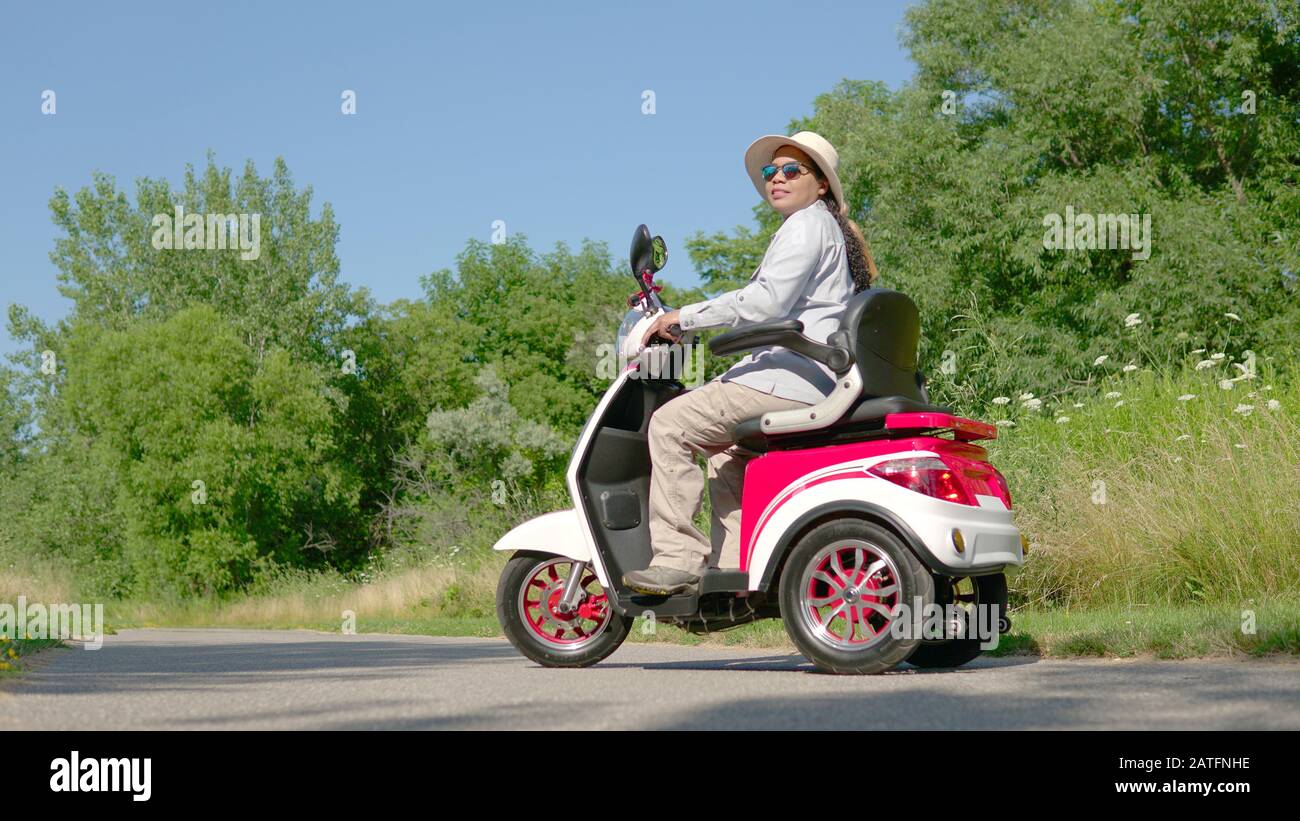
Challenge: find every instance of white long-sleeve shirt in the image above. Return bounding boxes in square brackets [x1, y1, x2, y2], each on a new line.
[678, 199, 854, 404]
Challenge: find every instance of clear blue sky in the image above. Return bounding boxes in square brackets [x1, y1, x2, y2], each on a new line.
[0, 0, 919, 359]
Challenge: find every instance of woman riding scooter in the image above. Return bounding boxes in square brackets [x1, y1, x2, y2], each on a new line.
[622, 130, 880, 597]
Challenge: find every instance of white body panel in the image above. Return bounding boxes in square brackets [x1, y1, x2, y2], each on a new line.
[746, 449, 1023, 589]
[492, 369, 637, 588]
[760, 366, 862, 434]
[491, 507, 592, 561]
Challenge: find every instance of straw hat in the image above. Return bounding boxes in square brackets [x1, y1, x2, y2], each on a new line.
[743, 130, 846, 214]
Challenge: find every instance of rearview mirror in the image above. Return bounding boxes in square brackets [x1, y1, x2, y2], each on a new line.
[629, 224, 654, 276]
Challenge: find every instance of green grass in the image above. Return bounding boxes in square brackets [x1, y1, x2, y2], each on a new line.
[984, 358, 1300, 609]
[57, 591, 1300, 666]
[100, 594, 1300, 661]
[991, 597, 1300, 658]
[0, 635, 65, 677]
[621, 596, 1300, 659]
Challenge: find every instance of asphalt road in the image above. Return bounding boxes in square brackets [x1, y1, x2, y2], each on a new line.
[2, 628, 1297, 730]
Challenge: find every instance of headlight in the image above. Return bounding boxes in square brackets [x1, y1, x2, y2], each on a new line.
[615, 307, 646, 359]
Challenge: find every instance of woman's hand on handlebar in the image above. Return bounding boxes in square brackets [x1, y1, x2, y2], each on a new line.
[640, 309, 683, 348]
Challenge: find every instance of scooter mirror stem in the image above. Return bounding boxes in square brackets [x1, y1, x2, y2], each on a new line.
[639, 269, 666, 313]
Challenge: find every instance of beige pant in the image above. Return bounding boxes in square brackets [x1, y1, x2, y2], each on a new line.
[647, 379, 813, 575]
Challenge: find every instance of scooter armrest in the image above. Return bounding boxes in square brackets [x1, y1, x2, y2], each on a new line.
[708, 321, 855, 375]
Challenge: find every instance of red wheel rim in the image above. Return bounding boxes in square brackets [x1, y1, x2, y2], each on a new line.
[518, 558, 612, 649]
[797, 539, 901, 651]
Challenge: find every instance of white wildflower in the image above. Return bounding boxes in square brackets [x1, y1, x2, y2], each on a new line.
[1195, 360, 1215, 370]
[992, 396, 1011, 405]
[1122, 364, 1138, 373]
[1093, 355, 1109, 366]
[1225, 312, 1241, 321]
[1055, 416, 1070, 424]
[1233, 404, 1255, 416]
[1105, 391, 1122, 400]
[1177, 394, 1196, 401]
[1124, 313, 1142, 327]
[1267, 399, 1281, 410]
[1211, 352, 1226, 360]
[1219, 379, 1234, 390]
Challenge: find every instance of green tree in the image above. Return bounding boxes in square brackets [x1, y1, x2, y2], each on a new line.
[0, 370, 25, 474]
[682, 0, 1300, 412]
[20, 306, 366, 597]
[3, 156, 378, 596]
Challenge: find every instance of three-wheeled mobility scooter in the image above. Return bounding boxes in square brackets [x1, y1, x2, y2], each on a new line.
[494, 225, 1025, 674]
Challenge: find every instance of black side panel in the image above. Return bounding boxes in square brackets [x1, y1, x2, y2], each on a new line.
[598, 490, 641, 530]
[576, 377, 683, 605]
[842, 288, 927, 402]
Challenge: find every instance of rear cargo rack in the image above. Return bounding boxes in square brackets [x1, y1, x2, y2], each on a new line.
[883, 412, 998, 442]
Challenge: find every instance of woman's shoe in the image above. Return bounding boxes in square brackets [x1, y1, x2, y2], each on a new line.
[622, 567, 701, 596]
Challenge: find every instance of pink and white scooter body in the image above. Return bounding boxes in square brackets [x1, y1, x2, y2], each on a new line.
[738, 431, 1023, 591]
[492, 364, 1024, 596]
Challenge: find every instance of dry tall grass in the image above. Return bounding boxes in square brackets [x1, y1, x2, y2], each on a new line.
[113, 557, 505, 628]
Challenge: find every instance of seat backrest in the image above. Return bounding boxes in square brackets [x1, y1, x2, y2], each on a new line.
[839, 288, 927, 402]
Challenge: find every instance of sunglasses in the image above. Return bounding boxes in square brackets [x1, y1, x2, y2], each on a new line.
[760, 161, 812, 182]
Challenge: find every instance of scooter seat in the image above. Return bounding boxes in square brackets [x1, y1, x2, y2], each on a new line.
[733, 394, 951, 453]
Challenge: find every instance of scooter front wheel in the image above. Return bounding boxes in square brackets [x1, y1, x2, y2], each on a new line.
[779, 518, 933, 675]
[497, 551, 632, 668]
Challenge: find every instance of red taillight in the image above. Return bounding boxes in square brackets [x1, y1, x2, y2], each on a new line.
[987, 467, 1012, 508]
[868, 456, 1013, 508]
[868, 457, 974, 505]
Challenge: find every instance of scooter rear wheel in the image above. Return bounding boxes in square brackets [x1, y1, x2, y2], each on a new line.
[905, 574, 1008, 668]
[497, 551, 632, 668]
[779, 518, 933, 675]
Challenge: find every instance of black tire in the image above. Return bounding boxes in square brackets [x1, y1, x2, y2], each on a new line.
[779, 518, 934, 675]
[905, 573, 1008, 669]
[496, 551, 632, 668]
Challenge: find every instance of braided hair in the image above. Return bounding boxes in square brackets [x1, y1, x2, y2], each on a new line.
[808, 169, 878, 293]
